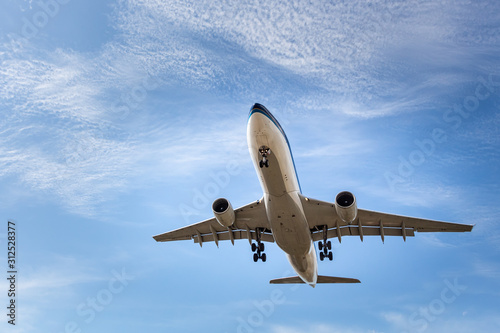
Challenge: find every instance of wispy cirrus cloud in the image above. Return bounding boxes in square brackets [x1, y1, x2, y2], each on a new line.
[271, 323, 384, 333]
[1, 0, 499, 216]
[112, 0, 500, 115]
[382, 310, 500, 333]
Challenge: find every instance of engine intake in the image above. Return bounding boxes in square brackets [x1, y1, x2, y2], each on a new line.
[335, 191, 357, 224]
[212, 198, 235, 227]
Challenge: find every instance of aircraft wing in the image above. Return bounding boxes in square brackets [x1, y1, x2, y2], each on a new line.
[300, 196, 474, 242]
[153, 199, 273, 246]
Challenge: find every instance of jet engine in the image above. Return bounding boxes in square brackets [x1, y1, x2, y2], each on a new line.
[212, 198, 236, 227]
[335, 191, 357, 224]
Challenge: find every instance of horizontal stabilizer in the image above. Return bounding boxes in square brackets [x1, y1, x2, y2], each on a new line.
[270, 275, 360, 284]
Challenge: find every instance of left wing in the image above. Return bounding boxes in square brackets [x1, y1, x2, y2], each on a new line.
[153, 199, 273, 247]
[300, 195, 473, 242]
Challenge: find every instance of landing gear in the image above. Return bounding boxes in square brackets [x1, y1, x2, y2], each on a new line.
[258, 146, 270, 168]
[252, 242, 266, 262]
[318, 226, 333, 261]
[251, 228, 266, 262]
[318, 240, 333, 261]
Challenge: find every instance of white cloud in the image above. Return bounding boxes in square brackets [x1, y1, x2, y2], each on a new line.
[471, 260, 500, 279]
[1, 0, 499, 217]
[110, 0, 500, 116]
[419, 233, 457, 248]
[383, 310, 500, 333]
[271, 323, 382, 333]
[0, 254, 106, 331]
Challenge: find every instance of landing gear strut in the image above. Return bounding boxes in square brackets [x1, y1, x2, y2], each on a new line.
[318, 225, 333, 261]
[252, 228, 266, 262]
[258, 146, 270, 168]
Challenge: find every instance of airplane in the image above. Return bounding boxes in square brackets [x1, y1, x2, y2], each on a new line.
[153, 103, 474, 287]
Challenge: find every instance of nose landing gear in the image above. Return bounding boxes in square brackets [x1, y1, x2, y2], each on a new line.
[258, 146, 270, 168]
[318, 225, 333, 261]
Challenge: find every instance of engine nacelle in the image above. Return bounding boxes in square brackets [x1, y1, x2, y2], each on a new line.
[212, 198, 235, 227]
[335, 191, 358, 224]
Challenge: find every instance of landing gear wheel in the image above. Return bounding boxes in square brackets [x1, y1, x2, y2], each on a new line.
[258, 146, 271, 169]
[318, 225, 334, 262]
[251, 229, 267, 262]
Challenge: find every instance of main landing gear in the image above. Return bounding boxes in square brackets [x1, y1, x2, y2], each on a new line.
[258, 146, 270, 168]
[318, 225, 333, 261]
[251, 228, 266, 262]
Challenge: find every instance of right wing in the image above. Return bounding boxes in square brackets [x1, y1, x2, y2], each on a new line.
[300, 195, 473, 242]
[153, 199, 273, 247]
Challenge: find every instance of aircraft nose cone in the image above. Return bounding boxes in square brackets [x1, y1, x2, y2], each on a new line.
[249, 103, 270, 117]
[251, 103, 267, 111]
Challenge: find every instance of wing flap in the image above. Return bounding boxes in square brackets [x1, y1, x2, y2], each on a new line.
[311, 226, 415, 242]
[193, 230, 275, 244]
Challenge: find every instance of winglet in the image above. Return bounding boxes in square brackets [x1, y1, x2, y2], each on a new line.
[270, 275, 360, 284]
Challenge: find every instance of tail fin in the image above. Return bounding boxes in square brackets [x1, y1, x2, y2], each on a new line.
[270, 275, 360, 284]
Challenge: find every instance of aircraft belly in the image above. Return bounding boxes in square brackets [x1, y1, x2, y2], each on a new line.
[266, 193, 311, 256]
[261, 154, 288, 196]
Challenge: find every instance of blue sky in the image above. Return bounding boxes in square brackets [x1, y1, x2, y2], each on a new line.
[1, 0, 499, 332]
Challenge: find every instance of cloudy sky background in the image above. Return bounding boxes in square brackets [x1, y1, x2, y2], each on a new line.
[1, 0, 499, 332]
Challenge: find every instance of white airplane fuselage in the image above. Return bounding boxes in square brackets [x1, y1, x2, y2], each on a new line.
[247, 104, 318, 287]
